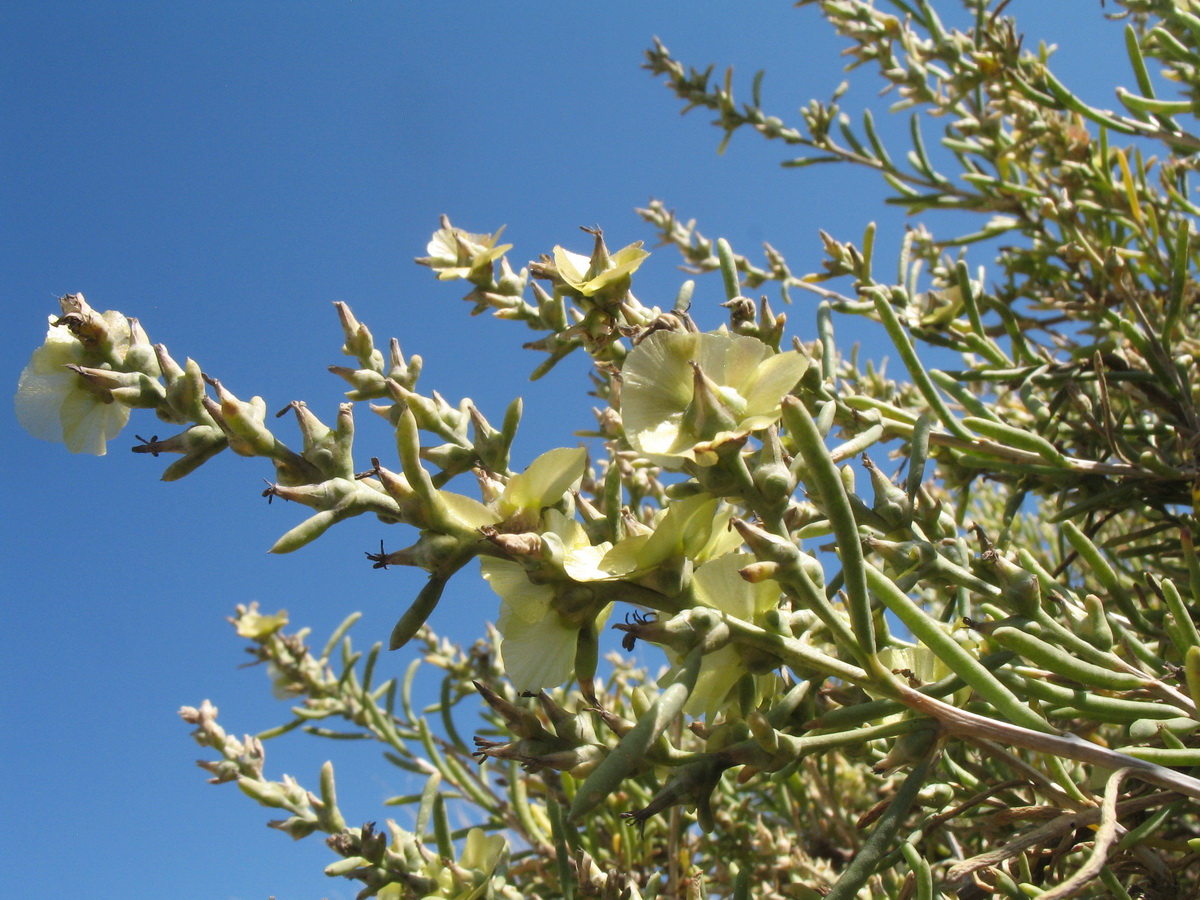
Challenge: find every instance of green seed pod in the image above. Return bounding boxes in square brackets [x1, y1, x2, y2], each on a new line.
[1113, 746, 1200, 767]
[815, 399, 837, 438]
[717, 238, 740, 301]
[1184, 646, 1200, 711]
[1061, 520, 1146, 630]
[1161, 577, 1200, 656]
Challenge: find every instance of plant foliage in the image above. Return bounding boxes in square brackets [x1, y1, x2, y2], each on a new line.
[18, 1, 1200, 897]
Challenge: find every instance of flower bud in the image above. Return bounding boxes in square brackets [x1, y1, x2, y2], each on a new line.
[473, 680, 556, 741]
[748, 710, 780, 754]
[739, 560, 782, 583]
[385, 337, 420, 390]
[532, 279, 567, 332]
[237, 776, 286, 807]
[334, 302, 385, 371]
[71, 364, 165, 410]
[55, 293, 129, 360]
[158, 426, 227, 480]
[872, 725, 939, 774]
[421, 441, 476, 479]
[977, 548, 1042, 616]
[482, 529, 544, 560]
[323, 856, 368, 877]
[751, 426, 795, 507]
[202, 376, 276, 456]
[329, 364, 388, 400]
[123, 318, 161, 377]
[155, 349, 212, 423]
[865, 536, 937, 572]
[370, 529, 464, 573]
[863, 454, 912, 530]
[269, 815, 319, 840]
[535, 690, 589, 741]
[730, 517, 800, 567]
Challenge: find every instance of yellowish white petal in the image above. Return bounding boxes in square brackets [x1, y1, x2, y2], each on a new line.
[503, 446, 586, 512]
[496, 601, 579, 693]
[59, 389, 131, 455]
[480, 557, 554, 625]
[15, 318, 129, 455]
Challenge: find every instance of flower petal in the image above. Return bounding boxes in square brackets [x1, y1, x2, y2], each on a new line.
[740, 351, 809, 423]
[552, 247, 591, 289]
[503, 446, 586, 511]
[459, 827, 506, 873]
[480, 558, 554, 624]
[693, 553, 779, 620]
[441, 490, 502, 529]
[580, 243, 649, 295]
[496, 602, 579, 692]
[14, 366, 73, 443]
[621, 331, 698, 459]
[683, 645, 744, 719]
[59, 390, 130, 455]
[621, 330, 798, 466]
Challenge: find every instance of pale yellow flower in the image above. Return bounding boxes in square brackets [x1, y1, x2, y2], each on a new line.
[234, 604, 289, 640]
[678, 552, 781, 719]
[599, 493, 742, 579]
[621, 329, 808, 467]
[482, 509, 613, 692]
[422, 221, 512, 281]
[15, 315, 132, 455]
[498, 447, 586, 521]
[552, 240, 648, 297]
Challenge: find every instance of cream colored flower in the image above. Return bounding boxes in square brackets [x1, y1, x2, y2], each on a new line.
[15, 315, 132, 455]
[678, 552, 781, 719]
[599, 493, 742, 579]
[553, 240, 649, 298]
[233, 603, 289, 640]
[621, 329, 808, 467]
[498, 447, 586, 521]
[422, 220, 512, 281]
[482, 509, 613, 692]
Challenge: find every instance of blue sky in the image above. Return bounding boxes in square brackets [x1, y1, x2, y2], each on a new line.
[2, 3, 1130, 898]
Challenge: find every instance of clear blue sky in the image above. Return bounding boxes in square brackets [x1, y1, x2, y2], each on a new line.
[2, 4, 1127, 898]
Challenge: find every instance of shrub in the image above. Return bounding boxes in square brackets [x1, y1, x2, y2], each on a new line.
[18, 2, 1200, 897]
